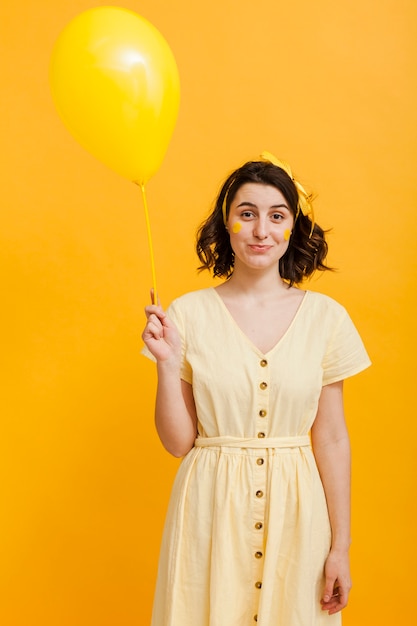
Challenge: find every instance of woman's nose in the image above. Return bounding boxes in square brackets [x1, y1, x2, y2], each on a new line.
[253, 218, 269, 239]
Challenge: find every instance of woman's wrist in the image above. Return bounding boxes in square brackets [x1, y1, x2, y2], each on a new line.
[330, 538, 351, 554]
[156, 355, 182, 373]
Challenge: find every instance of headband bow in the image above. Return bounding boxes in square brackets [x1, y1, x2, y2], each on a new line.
[260, 152, 315, 235]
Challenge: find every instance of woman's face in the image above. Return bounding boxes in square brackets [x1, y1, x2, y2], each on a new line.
[227, 183, 294, 274]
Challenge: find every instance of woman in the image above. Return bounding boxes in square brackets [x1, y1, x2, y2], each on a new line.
[142, 154, 371, 626]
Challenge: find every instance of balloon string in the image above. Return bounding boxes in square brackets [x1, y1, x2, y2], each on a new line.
[140, 184, 157, 305]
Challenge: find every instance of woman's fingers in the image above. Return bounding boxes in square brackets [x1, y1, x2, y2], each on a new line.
[145, 303, 166, 321]
[143, 313, 165, 340]
[321, 581, 349, 614]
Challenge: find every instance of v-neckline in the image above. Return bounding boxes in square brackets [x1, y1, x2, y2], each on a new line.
[211, 287, 309, 357]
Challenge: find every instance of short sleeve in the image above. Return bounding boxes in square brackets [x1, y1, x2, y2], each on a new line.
[141, 299, 193, 384]
[322, 308, 371, 386]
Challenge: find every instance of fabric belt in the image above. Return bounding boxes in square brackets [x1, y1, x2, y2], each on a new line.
[194, 435, 311, 449]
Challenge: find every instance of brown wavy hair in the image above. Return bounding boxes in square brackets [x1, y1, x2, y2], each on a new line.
[196, 160, 332, 286]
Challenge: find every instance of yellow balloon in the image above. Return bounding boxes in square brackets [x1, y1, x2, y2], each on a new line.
[50, 7, 180, 185]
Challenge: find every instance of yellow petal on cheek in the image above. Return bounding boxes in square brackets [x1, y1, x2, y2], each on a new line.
[232, 222, 242, 233]
[284, 228, 292, 241]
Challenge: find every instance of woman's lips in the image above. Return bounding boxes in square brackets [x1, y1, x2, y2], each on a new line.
[248, 245, 272, 252]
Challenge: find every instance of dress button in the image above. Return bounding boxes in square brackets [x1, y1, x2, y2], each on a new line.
[256, 458, 264, 465]
[260, 381, 268, 390]
[255, 522, 263, 530]
[255, 581, 262, 589]
[259, 409, 267, 417]
[255, 551, 263, 558]
[254, 615, 258, 622]
[256, 490, 264, 498]
[257, 432, 265, 438]
[260, 359, 268, 367]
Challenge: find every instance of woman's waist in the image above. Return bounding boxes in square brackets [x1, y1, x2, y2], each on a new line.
[194, 435, 311, 449]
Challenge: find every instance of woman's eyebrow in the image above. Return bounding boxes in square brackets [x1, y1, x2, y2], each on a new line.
[236, 201, 289, 209]
[236, 201, 257, 208]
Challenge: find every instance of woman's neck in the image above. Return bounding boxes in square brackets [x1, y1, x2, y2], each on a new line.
[219, 266, 291, 301]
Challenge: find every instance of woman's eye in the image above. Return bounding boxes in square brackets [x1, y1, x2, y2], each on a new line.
[272, 213, 283, 221]
[241, 211, 254, 218]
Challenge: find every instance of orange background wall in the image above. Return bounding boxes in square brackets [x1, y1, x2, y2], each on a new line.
[1, 1, 416, 625]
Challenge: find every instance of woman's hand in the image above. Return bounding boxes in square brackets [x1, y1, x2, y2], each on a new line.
[320, 549, 352, 615]
[142, 294, 181, 364]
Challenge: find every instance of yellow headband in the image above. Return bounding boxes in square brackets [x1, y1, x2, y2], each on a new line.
[222, 152, 315, 236]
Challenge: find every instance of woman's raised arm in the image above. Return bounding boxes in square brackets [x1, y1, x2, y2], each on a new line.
[142, 302, 197, 457]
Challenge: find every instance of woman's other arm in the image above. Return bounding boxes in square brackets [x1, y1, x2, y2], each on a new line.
[311, 380, 352, 615]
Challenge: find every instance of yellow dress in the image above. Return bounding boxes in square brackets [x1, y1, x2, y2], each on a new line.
[146, 288, 371, 626]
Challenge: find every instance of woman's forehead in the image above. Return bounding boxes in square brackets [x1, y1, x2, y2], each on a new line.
[232, 183, 288, 206]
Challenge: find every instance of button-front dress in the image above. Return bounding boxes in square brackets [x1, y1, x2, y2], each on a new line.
[145, 288, 371, 626]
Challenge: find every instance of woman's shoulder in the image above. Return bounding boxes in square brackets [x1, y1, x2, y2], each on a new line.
[168, 288, 216, 313]
[305, 289, 350, 318]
